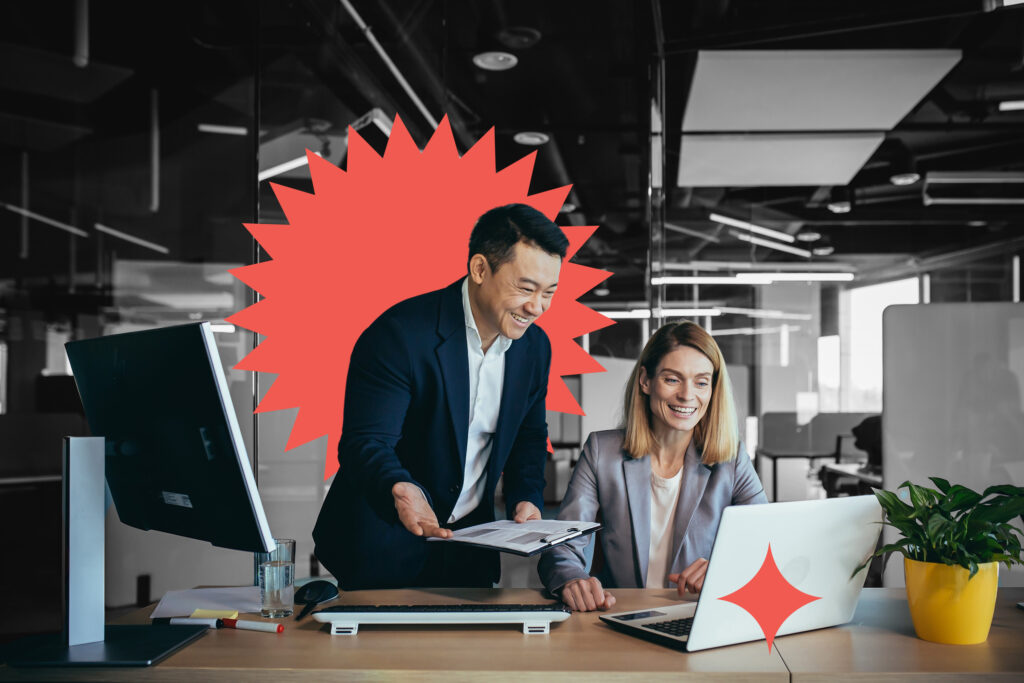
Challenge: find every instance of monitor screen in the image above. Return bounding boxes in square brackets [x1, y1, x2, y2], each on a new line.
[65, 323, 274, 553]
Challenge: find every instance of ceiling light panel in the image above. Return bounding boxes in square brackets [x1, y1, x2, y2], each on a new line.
[677, 133, 884, 187]
[682, 50, 961, 132]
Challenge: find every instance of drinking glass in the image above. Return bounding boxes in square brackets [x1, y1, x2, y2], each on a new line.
[257, 538, 295, 618]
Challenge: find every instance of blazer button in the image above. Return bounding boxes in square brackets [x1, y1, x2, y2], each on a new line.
[450, 484, 460, 494]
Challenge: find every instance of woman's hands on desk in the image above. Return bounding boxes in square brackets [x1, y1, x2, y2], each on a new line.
[669, 558, 709, 595]
[560, 577, 616, 612]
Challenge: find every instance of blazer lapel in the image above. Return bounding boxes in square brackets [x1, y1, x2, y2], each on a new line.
[669, 440, 711, 568]
[487, 332, 529, 480]
[622, 455, 652, 587]
[435, 280, 469, 468]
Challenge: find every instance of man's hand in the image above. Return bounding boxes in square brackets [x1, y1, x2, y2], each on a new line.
[513, 501, 542, 523]
[392, 482, 451, 538]
[560, 577, 616, 612]
[669, 558, 709, 595]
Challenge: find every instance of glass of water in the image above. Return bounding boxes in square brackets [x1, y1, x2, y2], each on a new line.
[257, 538, 296, 618]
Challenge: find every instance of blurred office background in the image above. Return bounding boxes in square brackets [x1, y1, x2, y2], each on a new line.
[2, 0, 1024, 640]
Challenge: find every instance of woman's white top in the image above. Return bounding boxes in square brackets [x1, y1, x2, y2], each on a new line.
[646, 466, 684, 588]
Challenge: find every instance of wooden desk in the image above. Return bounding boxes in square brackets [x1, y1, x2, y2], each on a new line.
[773, 587, 1024, 682]
[3, 588, 1022, 681]
[0, 588, 788, 682]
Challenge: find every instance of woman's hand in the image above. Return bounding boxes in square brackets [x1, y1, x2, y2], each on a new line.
[669, 558, 709, 595]
[560, 577, 616, 612]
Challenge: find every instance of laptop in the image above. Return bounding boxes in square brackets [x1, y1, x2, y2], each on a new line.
[599, 495, 882, 651]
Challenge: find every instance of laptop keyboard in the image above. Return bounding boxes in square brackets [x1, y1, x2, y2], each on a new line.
[645, 616, 695, 638]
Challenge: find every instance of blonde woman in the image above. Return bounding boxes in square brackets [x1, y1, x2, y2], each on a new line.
[538, 321, 767, 611]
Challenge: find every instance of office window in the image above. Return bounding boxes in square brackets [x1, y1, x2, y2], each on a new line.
[840, 278, 919, 411]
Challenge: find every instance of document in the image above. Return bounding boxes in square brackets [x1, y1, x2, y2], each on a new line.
[427, 519, 601, 556]
[150, 586, 262, 619]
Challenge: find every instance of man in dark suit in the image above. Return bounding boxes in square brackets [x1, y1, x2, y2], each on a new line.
[313, 204, 568, 589]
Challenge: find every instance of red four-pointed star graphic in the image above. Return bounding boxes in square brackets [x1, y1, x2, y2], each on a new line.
[717, 544, 821, 652]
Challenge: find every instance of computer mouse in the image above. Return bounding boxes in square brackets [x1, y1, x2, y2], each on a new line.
[294, 580, 339, 620]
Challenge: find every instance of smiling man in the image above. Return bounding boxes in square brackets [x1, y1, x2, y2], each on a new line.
[313, 204, 568, 589]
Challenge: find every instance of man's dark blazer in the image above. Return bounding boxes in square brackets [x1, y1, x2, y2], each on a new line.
[313, 278, 550, 589]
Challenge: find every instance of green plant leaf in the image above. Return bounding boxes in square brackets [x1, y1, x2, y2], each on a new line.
[981, 484, 1024, 498]
[940, 487, 982, 513]
[971, 498, 1024, 526]
[929, 477, 952, 494]
[926, 512, 950, 541]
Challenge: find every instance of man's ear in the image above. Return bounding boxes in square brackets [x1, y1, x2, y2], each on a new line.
[638, 366, 651, 395]
[468, 254, 490, 285]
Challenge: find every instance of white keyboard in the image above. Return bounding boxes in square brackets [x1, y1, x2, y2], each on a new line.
[312, 603, 571, 635]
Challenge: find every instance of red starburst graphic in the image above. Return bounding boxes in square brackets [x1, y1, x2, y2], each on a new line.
[717, 544, 821, 652]
[227, 115, 613, 480]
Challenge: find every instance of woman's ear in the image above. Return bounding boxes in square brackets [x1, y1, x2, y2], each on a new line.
[638, 366, 651, 395]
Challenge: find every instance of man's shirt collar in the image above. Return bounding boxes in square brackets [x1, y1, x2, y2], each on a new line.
[462, 278, 513, 354]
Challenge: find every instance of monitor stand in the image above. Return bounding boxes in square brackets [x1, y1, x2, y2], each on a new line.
[9, 437, 208, 667]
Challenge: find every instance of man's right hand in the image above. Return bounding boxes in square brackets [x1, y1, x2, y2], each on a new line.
[559, 577, 616, 612]
[392, 482, 452, 538]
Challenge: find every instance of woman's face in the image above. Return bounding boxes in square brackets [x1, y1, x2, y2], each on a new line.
[640, 346, 714, 435]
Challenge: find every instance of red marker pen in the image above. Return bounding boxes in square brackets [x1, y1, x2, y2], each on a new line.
[222, 618, 283, 633]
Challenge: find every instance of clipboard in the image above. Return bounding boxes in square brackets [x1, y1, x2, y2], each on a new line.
[426, 520, 601, 557]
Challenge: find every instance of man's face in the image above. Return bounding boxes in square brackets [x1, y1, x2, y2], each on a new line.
[469, 240, 561, 342]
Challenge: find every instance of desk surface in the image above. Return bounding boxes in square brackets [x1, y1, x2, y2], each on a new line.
[778, 587, 1024, 682]
[1, 587, 1022, 682]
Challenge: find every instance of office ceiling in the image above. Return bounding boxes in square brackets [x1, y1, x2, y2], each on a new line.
[1, 0, 1023, 315]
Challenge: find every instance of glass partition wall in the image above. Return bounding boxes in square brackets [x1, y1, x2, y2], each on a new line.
[0, 2, 259, 637]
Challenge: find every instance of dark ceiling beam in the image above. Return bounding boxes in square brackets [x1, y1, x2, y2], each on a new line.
[662, 2, 982, 54]
[855, 232, 1024, 284]
[292, 0, 432, 143]
[365, 0, 477, 150]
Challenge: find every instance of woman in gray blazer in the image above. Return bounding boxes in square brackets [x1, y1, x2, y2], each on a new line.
[538, 321, 767, 611]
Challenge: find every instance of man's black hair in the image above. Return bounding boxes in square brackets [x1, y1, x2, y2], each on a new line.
[467, 203, 569, 273]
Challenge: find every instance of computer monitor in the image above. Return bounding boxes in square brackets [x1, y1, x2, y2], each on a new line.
[65, 322, 274, 553]
[10, 322, 273, 668]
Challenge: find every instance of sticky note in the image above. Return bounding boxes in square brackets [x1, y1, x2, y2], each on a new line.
[191, 609, 238, 619]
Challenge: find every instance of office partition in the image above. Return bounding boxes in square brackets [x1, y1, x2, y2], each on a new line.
[883, 303, 1024, 587]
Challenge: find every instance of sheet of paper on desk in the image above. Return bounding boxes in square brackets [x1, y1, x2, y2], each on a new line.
[427, 519, 601, 556]
[150, 586, 262, 619]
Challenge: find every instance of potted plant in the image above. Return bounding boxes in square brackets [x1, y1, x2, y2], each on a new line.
[855, 477, 1024, 644]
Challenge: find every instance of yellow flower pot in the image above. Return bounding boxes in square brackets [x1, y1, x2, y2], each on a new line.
[904, 557, 999, 644]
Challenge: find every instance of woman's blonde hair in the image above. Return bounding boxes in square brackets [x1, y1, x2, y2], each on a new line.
[621, 320, 739, 465]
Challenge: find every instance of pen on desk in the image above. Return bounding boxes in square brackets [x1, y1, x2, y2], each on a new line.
[153, 617, 223, 628]
[222, 618, 284, 633]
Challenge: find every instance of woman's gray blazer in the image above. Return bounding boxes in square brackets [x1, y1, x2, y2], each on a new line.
[538, 429, 768, 594]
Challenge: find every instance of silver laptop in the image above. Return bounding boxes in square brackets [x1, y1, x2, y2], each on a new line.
[600, 495, 882, 651]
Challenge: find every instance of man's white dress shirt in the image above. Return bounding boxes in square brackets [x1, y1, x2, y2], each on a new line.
[448, 279, 512, 523]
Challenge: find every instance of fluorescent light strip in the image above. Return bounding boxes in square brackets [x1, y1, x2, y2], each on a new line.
[602, 308, 722, 319]
[713, 325, 802, 337]
[652, 275, 772, 285]
[716, 307, 813, 321]
[732, 231, 812, 258]
[1, 203, 89, 238]
[198, 123, 248, 136]
[662, 261, 855, 273]
[709, 212, 795, 243]
[736, 272, 854, 282]
[665, 222, 720, 243]
[258, 152, 321, 182]
[94, 223, 169, 254]
[210, 324, 237, 334]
